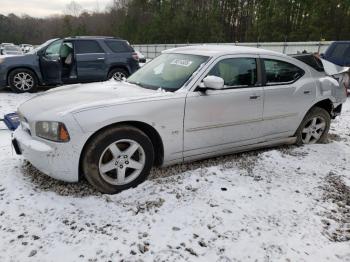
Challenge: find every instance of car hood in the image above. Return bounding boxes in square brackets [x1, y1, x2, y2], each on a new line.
[2, 52, 23, 55]
[1, 53, 36, 63]
[18, 80, 173, 120]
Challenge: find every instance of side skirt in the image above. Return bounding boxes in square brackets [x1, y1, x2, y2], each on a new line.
[182, 137, 297, 164]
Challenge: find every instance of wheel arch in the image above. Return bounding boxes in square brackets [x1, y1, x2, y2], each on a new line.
[309, 99, 333, 117]
[107, 64, 131, 78]
[294, 98, 334, 137]
[7, 66, 40, 86]
[79, 121, 164, 179]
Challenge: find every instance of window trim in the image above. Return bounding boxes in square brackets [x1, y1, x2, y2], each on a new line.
[261, 58, 305, 86]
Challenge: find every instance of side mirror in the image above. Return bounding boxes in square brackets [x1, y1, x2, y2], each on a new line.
[198, 76, 225, 91]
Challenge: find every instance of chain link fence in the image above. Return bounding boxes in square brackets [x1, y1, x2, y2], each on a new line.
[132, 41, 332, 59]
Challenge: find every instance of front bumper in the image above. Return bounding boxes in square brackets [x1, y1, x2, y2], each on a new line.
[13, 128, 80, 182]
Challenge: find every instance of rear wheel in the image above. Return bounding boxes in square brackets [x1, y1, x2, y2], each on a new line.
[9, 69, 38, 93]
[295, 107, 330, 145]
[108, 68, 129, 81]
[82, 126, 154, 194]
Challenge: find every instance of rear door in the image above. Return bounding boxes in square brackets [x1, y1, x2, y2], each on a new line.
[260, 55, 315, 137]
[75, 40, 107, 81]
[39, 39, 63, 84]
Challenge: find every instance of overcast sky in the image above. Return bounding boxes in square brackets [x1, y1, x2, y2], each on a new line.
[0, 0, 111, 17]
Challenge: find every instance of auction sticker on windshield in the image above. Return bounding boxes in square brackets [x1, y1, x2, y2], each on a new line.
[170, 59, 193, 67]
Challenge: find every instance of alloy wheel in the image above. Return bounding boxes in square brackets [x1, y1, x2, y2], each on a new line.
[13, 72, 34, 91]
[301, 116, 326, 144]
[112, 72, 126, 81]
[98, 139, 146, 185]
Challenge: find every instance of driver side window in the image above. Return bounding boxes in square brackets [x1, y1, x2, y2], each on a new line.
[208, 58, 257, 87]
[44, 40, 63, 59]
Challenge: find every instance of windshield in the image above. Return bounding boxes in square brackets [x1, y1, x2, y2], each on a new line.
[127, 53, 209, 91]
[28, 39, 59, 54]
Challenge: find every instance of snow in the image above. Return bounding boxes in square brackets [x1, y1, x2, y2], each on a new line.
[0, 87, 350, 261]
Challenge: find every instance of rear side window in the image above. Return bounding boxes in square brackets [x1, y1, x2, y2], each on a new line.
[75, 40, 104, 54]
[105, 40, 133, 53]
[263, 59, 304, 85]
[208, 58, 257, 87]
[292, 54, 324, 72]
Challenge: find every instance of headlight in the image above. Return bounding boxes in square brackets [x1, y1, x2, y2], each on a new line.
[35, 121, 70, 142]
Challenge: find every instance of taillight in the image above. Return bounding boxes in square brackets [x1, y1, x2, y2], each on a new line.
[132, 52, 139, 61]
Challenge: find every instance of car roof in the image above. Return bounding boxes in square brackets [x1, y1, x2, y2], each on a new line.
[64, 36, 123, 41]
[330, 41, 350, 44]
[163, 45, 287, 58]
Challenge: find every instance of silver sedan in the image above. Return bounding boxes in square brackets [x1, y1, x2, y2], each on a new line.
[13, 45, 347, 193]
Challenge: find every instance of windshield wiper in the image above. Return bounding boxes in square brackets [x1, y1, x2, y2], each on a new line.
[127, 80, 143, 87]
[127, 81, 161, 91]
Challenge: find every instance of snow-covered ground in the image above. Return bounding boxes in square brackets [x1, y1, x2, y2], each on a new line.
[0, 87, 349, 262]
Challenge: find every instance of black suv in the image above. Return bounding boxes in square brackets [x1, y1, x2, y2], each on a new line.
[0, 36, 140, 93]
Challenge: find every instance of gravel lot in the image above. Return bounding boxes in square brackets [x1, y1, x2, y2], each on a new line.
[0, 87, 349, 262]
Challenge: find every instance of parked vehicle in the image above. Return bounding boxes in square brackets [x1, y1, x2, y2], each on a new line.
[19, 44, 34, 53]
[322, 41, 350, 67]
[12, 45, 347, 193]
[0, 45, 23, 56]
[1, 43, 14, 47]
[0, 36, 140, 93]
[1, 43, 14, 54]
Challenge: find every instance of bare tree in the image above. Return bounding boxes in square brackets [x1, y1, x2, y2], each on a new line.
[64, 1, 83, 17]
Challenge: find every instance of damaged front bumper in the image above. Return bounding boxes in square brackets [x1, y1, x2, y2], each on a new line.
[12, 127, 80, 182]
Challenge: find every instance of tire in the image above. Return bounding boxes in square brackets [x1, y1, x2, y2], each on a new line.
[107, 68, 129, 81]
[82, 126, 154, 194]
[8, 68, 38, 93]
[295, 107, 331, 145]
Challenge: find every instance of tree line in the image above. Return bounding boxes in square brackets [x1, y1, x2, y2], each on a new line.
[0, 0, 349, 45]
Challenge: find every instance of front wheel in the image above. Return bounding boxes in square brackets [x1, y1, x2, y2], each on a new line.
[108, 68, 129, 81]
[8, 69, 38, 93]
[295, 107, 330, 145]
[82, 126, 154, 194]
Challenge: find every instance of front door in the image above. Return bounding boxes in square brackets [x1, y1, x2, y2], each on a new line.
[183, 56, 264, 160]
[39, 39, 63, 85]
[74, 40, 107, 81]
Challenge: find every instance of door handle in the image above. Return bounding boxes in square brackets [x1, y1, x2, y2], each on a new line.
[249, 95, 260, 99]
[304, 90, 311, 94]
[97, 57, 105, 60]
